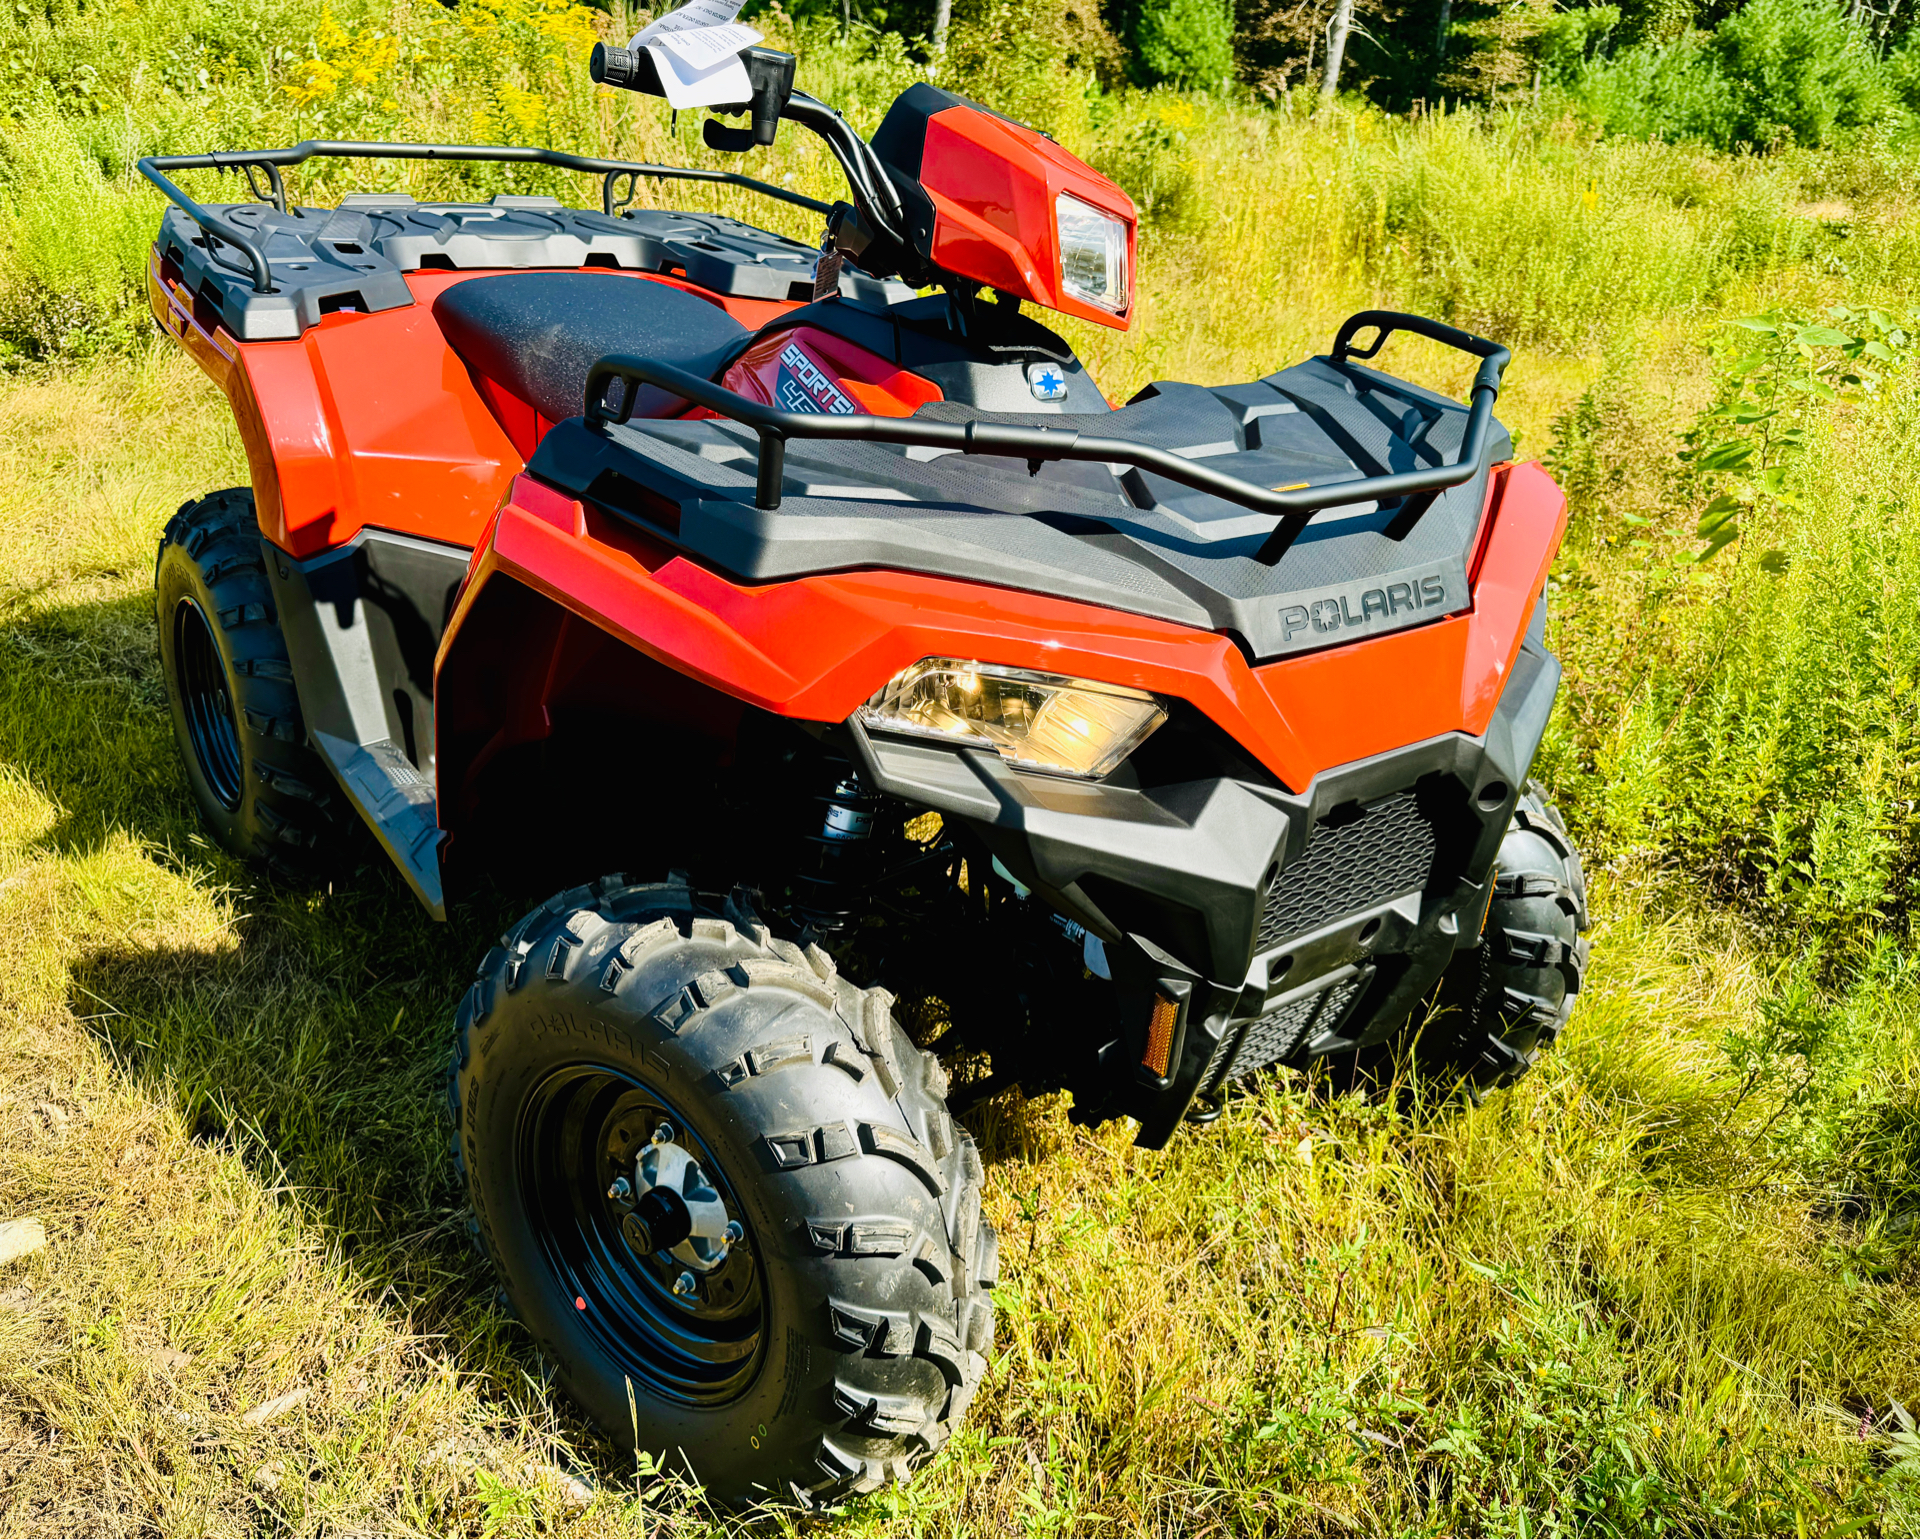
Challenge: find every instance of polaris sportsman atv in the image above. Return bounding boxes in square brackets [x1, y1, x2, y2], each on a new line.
[144, 36, 1588, 1506]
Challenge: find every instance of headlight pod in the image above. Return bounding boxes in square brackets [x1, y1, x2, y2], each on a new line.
[1055, 193, 1130, 315]
[858, 658, 1166, 779]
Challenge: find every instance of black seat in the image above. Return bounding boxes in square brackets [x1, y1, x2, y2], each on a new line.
[433, 272, 749, 423]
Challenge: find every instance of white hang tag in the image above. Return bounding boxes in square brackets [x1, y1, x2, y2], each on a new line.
[630, 0, 763, 110]
[645, 49, 754, 109]
[651, 20, 760, 71]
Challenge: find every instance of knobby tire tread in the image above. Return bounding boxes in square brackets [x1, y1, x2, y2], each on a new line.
[154, 488, 345, 878]
[448, 875, 994, 1509]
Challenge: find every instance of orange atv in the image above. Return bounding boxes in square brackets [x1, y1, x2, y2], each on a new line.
[145, 38, 1587, 1505]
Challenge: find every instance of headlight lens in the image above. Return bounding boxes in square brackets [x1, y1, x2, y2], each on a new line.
[858, 658, 1166, 779]
[1055, 193, 1130, 314]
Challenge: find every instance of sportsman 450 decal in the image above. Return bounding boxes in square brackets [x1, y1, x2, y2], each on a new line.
[775, 340, 858, 415]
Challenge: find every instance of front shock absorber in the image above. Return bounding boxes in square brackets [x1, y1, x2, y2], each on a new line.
[790, 764, 881, 938]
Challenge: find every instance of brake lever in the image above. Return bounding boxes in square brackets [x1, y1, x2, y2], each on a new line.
[702, 118, 756, 155]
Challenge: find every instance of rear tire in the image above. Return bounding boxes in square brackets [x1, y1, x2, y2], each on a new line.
[154, 489, 345, 878]
[449, 876, 995, 1508]
[1325, 782, 1590, 1096]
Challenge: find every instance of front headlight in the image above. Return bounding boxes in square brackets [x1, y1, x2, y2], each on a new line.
[1055, 192, 1130, 314]
[858, 658, 1166, 779]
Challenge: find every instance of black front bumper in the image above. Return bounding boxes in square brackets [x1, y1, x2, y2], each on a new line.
[845, 621, 1562, 1145]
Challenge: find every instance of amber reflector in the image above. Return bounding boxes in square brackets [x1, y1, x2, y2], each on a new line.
[1141, 993, 1179, 1078]
[1477, 867, 1500, 937]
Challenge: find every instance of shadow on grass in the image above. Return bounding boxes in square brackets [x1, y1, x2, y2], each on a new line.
[1, 593, 571, 1418]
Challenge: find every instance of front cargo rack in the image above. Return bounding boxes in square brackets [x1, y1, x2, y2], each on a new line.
[138, 139, 833, 297]
[584, 310, 1512, 556]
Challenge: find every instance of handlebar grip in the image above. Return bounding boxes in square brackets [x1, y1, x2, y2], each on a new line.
[590, 42, 665, 95]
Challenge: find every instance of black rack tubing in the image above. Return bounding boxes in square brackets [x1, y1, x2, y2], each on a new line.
[585, 316, 1508, 527]
[138, 141, 833, 294]
[1333, 310, 1510, 401]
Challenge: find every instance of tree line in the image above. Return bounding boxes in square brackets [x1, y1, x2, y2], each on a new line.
[760, 0, 1918, 147]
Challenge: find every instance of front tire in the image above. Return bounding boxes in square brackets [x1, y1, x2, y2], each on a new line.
[1430, 784, 1590, 1090]
[449, 876, 995, 1508]
[1323, 783, 1590, 1096]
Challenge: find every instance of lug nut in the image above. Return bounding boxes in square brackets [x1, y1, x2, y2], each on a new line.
[652, 1122, 675, 1145]
[673, 1271, 697, 1297]
[607, 1176, 633, 1204]
[724, 1220, 744, 1244]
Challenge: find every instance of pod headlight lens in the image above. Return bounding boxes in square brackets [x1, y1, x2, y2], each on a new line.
[858, 658, 1166, 779]
[1055, 193, 1130, 315]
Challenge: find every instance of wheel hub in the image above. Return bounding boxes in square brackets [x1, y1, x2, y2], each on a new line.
[171, 595, 243, 812]
[609, 1130, 742, 1274]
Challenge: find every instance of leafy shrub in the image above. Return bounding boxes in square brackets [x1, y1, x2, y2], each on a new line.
[1537, 2, 1623, 76]
[1562, 0, 1905, 150]
[1087, 94, 1204, 228]
[1120, 0, 1235, 89]
[0, 108, 162, 362]
[1677, 304, 1910, 562]
[1712, 0, 1901, 148]
[1545, 303, 1918, 960]
[941, 0, 1119, 139]
[1539, 301, 1918, 1242]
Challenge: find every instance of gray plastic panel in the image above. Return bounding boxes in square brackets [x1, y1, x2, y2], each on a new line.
[313, 732, 446, 919]
[158, 195, 892, 341]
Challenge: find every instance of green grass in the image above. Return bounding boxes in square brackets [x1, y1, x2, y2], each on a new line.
[0, 4, 1915, 1535]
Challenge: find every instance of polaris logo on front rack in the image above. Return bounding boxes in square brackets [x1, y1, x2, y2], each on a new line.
[775, 341, 858, 415]
[1279, 571, 1450, 646]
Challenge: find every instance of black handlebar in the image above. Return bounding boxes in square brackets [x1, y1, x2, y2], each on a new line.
[137, 141, 833, 294]
[591, 42, 795, 150]
[588, 42, 908, 251]
[583, 314, 1508, 556]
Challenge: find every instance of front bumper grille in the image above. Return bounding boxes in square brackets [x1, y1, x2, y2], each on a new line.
[1257, 790, 1439, 951]
[1201, 965, 1372, 1089]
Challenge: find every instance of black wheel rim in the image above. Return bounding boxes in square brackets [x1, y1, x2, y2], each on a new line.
[172, 597, 243, 812]
[517, 1066, 766, 1406]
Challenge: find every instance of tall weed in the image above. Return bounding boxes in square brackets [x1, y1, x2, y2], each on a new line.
[1538, 300, 1918, 1236]
[0, 109, 162, 360]
[4, 0, 1912, 371]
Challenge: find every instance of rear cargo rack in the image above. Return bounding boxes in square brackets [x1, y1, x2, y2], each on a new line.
[586, 311, 1509, 556]
[137, 140, 832, 296]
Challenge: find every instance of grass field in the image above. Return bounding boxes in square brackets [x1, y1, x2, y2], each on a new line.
[0, 4, 1916, 1535]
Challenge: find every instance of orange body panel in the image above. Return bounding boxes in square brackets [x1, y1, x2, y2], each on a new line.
[148, 255, 800, 558]
[444, 462, 1566, 795]
[921, 107, 1138, 330]
[1250, 462, 1565, 772]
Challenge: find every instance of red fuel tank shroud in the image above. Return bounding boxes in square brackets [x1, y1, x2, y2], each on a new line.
[916, 104, 1138, 331]
[440, 461, 1568, 807]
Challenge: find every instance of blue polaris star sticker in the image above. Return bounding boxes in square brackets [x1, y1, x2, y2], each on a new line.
[1026, 361, 1069, 402]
